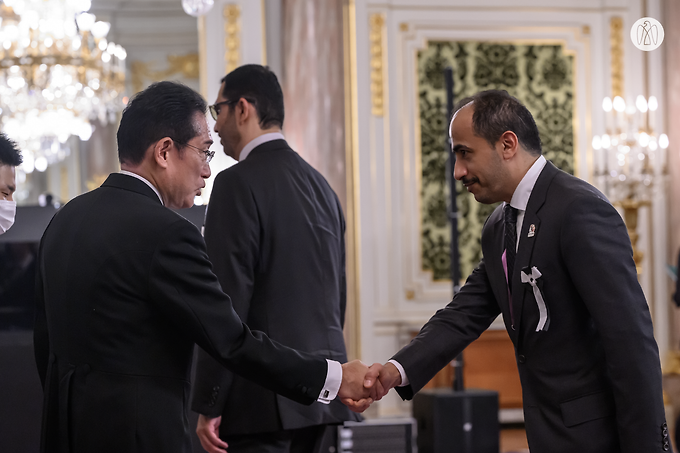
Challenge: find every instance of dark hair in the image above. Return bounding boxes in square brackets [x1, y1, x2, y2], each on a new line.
[220, 64, 284, 129]
[117, 81, 207, 165]
[0, 133, 22, 166]
[453, 90, 542, 156]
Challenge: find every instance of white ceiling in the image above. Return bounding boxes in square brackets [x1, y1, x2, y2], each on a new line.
[89, 0, 199, 51]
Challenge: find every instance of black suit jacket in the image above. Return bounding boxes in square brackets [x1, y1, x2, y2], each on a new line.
[393, 162, 667, 453]
[33, 173, 328, 453]
[191, 139, 360, 436]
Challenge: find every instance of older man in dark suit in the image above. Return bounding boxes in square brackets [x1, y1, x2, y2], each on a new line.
[191, 65, 360, 453]
[363, 90, 668, 453]
[33, 81, 373, 453]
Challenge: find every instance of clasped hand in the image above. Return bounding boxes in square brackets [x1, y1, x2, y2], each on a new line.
[338, 360, 403, 413]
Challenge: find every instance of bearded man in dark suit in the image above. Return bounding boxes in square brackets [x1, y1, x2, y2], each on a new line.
[33, 81, 373, 453]
[191, 64, 360, 453]
[361, 90, 668, 453]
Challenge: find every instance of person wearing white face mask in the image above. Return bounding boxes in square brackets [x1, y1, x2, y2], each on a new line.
[0, 133, 22, 235]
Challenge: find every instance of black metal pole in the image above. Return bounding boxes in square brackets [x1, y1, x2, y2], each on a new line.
[444, 67, 464, 392]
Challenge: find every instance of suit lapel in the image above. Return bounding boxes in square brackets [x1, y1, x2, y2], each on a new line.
[484, 207, 519, 342]
[510, 162, 559, 335]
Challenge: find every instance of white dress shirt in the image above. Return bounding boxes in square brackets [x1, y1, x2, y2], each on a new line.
[239, 132, 286, 161]
[120, 169, 342, 403]
[120, 171, 164, 205]
[390, 155, 547, 388]
[508, 155, 547, 249]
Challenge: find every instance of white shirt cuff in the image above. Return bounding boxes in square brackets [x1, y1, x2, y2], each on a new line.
[388, 359, 410, 387]
[318, 359, 342, 404]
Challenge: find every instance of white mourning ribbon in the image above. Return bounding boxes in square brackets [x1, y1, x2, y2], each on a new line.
[521, 266, 549, 332]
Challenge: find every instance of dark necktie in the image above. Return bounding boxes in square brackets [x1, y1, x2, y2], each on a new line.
[504, 204, 518, 285]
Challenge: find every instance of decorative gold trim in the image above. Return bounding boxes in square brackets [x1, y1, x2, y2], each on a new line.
[130, 54, 200, 94]
[224, 4, 241, 74]
[60, 166, 68, 203]
[198, 15, 208, 98]
[343, 0, 361, 360]
[582, 25, 590, 35]
[85, 173, 108, 192]
[610, 16, 624, 99]
[400, 23, 409, 32]
[369, 14, 385, 117]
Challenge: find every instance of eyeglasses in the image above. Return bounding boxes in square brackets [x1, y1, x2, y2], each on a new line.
[208, 100, 234, 121]
[208, 97, 256, 121]
[178, 142, 216, 163]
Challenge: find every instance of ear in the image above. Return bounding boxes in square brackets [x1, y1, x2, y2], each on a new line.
[498, 131, 519, 160]
[153, 137, 175, 169]
[235, 98, 253, 125]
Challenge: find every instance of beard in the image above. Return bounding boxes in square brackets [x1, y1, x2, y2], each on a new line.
[462, 153, 508, 205]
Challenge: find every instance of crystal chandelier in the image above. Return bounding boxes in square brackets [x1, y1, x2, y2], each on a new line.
[0, 0, 127, 175]
[591, 95, 669, 275]
[181, 0, 214, 17]
[592, 95, 669, 201]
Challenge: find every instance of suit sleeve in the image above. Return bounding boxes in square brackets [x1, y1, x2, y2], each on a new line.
[339, 200, 347, 329]
[191, 170, 260, 416]
[392, 258, 500, 399]
[148, 218, 327, 406]
[561, 195, 665, 453]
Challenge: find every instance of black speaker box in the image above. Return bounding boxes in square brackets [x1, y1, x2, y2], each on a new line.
[337, 418, 416, 453]
[413, 388, 499, 453]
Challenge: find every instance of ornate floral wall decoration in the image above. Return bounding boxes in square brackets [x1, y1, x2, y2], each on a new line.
[418, 42, 574, 281]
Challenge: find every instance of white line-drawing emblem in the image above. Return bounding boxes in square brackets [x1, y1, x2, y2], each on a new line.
[631, 17, 664, 51]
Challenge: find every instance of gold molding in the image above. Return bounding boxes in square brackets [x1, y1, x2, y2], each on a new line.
[610, 16, 624, 99]
[130, 53, 200, 94]
[224, 4, 241, 74]
[86, 173, 108, 192]
[198, 15, 208, 98]
[369, 13, 385, 116]
[343, 0, 361, 360]
[60, 166, 68, 203]
[400, 22, 409, 32]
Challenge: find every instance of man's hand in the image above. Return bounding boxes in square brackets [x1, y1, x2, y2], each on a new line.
[375, 362, 402, 398]
[339, 360, 376, 412]
[362, 362, 402, 402]
[196, 414, 228, 453]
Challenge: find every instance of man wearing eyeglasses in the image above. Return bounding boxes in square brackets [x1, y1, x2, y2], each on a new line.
[34, 81, 375, 453]
[191, 65, 360, 453]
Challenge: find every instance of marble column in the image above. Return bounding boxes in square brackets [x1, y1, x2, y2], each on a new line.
[280, 0, 347, 208]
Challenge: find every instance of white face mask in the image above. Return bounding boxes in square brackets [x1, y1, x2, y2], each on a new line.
[0, 199, 16, 234]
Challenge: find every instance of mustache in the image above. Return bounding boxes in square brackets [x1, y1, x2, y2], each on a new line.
[461, 176, 479, 186]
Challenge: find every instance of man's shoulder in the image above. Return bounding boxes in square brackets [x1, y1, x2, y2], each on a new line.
[549, 169, 609, 204]
[62, 183, 184, 227]
[219, 143, 325, 183]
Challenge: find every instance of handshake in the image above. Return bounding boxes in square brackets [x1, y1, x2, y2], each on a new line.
[338, 360, 403, 413]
